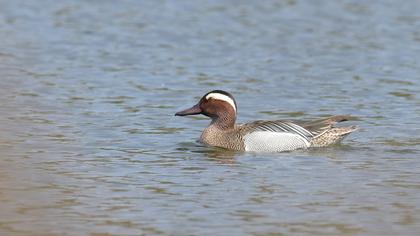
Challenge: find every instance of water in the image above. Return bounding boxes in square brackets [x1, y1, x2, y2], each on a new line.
[1, 0, 419, 235]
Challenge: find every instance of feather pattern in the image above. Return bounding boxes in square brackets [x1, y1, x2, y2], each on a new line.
[237, 120, 315, 152]
[243, 131, 309, 152]
[239, 120, 314, 142]
[300, 115, 356, 136]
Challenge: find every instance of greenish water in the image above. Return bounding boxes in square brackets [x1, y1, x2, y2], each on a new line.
[1, 1, 419, 235]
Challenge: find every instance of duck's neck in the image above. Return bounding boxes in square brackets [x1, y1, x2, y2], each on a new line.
[210, 113, 236, 130]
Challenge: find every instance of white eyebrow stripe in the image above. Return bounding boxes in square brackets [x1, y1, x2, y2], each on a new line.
[205, 93, 236, 112]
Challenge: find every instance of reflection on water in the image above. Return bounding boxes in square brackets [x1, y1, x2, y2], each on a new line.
[1, 0, 420, 235]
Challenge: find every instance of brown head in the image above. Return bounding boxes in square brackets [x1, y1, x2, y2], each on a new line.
[175, 90, 237, 129]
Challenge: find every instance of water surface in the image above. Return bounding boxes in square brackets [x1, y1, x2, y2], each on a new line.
[1, 0, 419, 235]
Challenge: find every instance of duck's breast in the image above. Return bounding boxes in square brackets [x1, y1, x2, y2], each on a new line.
[243, 131, 310, 152]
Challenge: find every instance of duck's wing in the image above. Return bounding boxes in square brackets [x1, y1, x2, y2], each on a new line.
[299, 115, 357, 136]
[238, 115, 356, 139]
[237, 120, 313, 152]
[239, 120, 314, 142]
[237, 116, 357, 152]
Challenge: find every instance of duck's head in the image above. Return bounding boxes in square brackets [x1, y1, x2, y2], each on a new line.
[175, 90, 237, 121]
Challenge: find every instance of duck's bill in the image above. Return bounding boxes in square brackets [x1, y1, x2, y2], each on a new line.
[175, 104, 202, 116]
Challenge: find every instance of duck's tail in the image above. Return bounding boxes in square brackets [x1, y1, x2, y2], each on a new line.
[310, 125, 358, 147]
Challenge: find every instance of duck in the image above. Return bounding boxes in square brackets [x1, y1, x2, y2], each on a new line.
[175, 90, 358, 152]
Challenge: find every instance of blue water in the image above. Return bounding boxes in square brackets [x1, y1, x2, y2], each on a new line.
[0, 1, 419, 235]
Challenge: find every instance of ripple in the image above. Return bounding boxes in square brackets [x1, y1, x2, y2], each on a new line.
[389, 91, 416, 99]
[1, 0, 420, 235]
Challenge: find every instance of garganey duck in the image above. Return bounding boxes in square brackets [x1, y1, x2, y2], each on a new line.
[175, 90, 358, 152]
